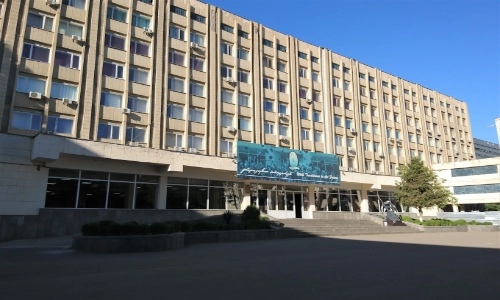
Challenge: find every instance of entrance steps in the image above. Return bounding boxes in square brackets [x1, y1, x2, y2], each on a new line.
[279, 218, 421, 238]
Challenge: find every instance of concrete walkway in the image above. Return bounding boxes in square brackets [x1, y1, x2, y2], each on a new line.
[0, 232, 499, 300]
[0, 235, 73, 249]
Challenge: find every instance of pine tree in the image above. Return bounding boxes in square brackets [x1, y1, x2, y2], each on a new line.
[395, 157, 457, 221]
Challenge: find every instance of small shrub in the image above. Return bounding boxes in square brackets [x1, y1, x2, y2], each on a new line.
[151, 222, 169, 234]
[82, 222, 101, 236]
[260, 216, 270, 221]
[241, 205, 260, 223]
[454, 219, 467, 226]
[181, 222, 193, 232]
[106, 222, 122, 236]
[222, 211, 233, 224]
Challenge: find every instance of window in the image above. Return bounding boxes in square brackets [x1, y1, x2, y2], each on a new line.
[301, 129, 309, 140]
[47, 116, 73, 134]
[170, 5, 187, 16]
[334, 115, 342, 127]
[220, 140, 234, 153]
[370, 89, 376, 99]
[346, 138, 354, 147]
[53, 50, 79, 70]
[238, 30, 248, 39]
[391, 84, 397, 90]
[382, 81, 388, 87]
[238, 70, 249, 83]
[189, 108, 204, 123]
[406, 117, 412, 126]
[167, 103, 184, 119]
[190, 56, 204, 72]
[408, 133, 414, 143]
[386, 128, 393, 138]
[314, 131, 322, 142]
[277, 61, 287, 73]
[362, 122, 370, 133]
[16, 75, 45, 94]
[344, 100, 351, 110]
[237, 48, 249, 60]
[299, 88, 308, 99]
[383, 94, 389, 103]
[440, 101, 444, 107]
[431, 108, 436, 117]
[343, 67, 350, 74]
[127, 96, 148, 113]
[333, 97, 339, 107]
[343, 81, 350, 91]
[104, 32, 126, 50]
[169, 26, 185, 40]
[278, 81, 287, 93]
[129, 68, 149, 85]
[410, 149, 416, 158]
[263, 39, 273, 48]
[313, 111, 321, 122]
[298, 67, 307, 79]
[384, 110, 391, 120]
[345, 118, 352, 129]
[58, 19, 83, 37]
[238, 94, 250, 107]
[279, 125, 288, 136]
[428, 137, 434, 147]
[371, 107, 377, 117]
[278, 103, 288, 114]
[312, 91, 320, 102]
[221, 65, 233, 78]
[221, 114, 233, 127]
[413, 103, 418, 112]
[395, 130, 401, 139]
[360, 105, 367, 114]
[312, 72, 319, 82]
[388, 146, 394, 155]
[51, 82, 77, 100]
[277, 44, 287, 52]
[22, 43, 50, 63]
[102, 61, 124, 79]
[189, 32, 205, 47]
[332, 77, 341, 88]
[369, 76, 375, 82]
[412, 91, 416, 97]
[397, 147, 403, 157]
[264, 122, 274, 134]
[263, 100, 273, 112]
[359, 86, 366, 96]
[189, 82, 204, 97]
[405, 101, 411, 110]
[126, 127, 146, 143]
[461, 108, 464, 113]
[311, 56, 319, 63]
[100, 91, 122, 108]
[188, 135, 203, 150]
[263, 77, 273, 90]
[238, 118, 251, 131]
[221, 90, 233, 103]
[221, 42, 232, 55]
[332, 63, 340, 70]
[372, 124, 379, 135]
[107, 6, 127, 23]
[334, 136, 342, 147]
[132, 14, 150, 28]
[373, 142, 380, 152]
[300, 108, 309, 120]
[298, 51, 307, 59]
[263, 56, 273, 68]
[404, 89, 409, 95]
[363, 140, 370, 151]
[166, 132, 183, 147]
[11, 111, 42, 131]
[392, 97, 398, 106]
[168, 77, 184, 92]
[191, 13, 206, 24]
[430, 97, 435, 103]
[27, 12, 54, 31]
[130, 40, 150, 56]
[359, 73, 366, 80]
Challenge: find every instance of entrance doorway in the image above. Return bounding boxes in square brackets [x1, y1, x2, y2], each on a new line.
[294, 193, 302, 218]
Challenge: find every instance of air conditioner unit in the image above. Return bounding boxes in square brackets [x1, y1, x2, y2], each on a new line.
[396, 138, 403, 143]
[416, 126, 421, 131]
[122, 108, 131, 114]
[278, 113, 285, 118]
[347, 147, 354, 152]
[455, 152, 459, 156]
[460, 138, 464, 142]
[306, 98, 313, 104]
[279, 135, 287, 141]
[188, 148, 197, 154]
[190, 42, 198, 49]
[348, 151, 356, 157]
[62, 98, 77, 105]
[469, 154, 473, 158]
[128, 142, 139, 147]
[451, 136, 456, 141]
[389, 137, 395, 143]
[46, 0, 57, 6]
[468, 140, 472, 144]
[71, 35, 82, 42]
[143, 27, 153, 35]
[173, 146, 183, 152]
[227, 126, 237, 133]
[427, 130, 432, 135]
[29, 91, 42, 99]
[348, 167, 356, 172]
[350, 127, 357, 134]
[378, 152, 385, 158]
[224, 77, 235, 83]
[438, 148, 443, 152]
[436, 132, 441, 137]
[227, 152, 235, 159]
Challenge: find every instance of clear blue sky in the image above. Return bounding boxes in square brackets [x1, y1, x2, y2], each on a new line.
[207, 0, 500, 143]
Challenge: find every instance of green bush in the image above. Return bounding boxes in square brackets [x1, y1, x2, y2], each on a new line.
[222, 211, 233, 224]
[81, 222, 101, 236]
[151, 222, 170, 234]
[401, 216, 422, 225]
[241, 205, 260, 223]
[454, 219, 467, 226]
[260, 216, 270, 221]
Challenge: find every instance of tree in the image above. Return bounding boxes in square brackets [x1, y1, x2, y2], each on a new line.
[395, 158, 457, 221]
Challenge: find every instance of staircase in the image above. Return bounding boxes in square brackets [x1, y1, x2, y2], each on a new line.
[279, 218, 421, 238]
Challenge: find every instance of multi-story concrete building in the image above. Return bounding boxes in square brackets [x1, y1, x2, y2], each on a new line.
[473, 138, 500, 159]
[0, 0, 475, 218]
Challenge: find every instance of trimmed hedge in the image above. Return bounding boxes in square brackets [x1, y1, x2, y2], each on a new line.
[401, 216, 493, 226]
[81, 219, 271, 236]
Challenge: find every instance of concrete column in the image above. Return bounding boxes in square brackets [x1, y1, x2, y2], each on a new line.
[452, 204, 459, 212]
[360, 189, 369, 212]
[156, 176, 168, 209]
[308, 186, 315, 212]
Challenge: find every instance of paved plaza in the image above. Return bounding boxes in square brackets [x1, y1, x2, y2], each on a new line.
[0, 232, 499, 300]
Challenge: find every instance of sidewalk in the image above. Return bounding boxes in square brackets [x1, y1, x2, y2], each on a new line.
[0, 236, 73, 249]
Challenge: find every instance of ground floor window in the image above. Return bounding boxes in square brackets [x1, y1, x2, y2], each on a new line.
[166, 177, 242, 210]
[367, 191, 407, 212]
[314, 188, 361, 212]
[45, 168, 158, 209]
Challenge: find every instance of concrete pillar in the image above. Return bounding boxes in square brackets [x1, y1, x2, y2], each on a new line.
[360, 189, 370, 212]
[452, 204, 459, 212]
[156, 176, 168, 209]
[308, 186, 315, 212]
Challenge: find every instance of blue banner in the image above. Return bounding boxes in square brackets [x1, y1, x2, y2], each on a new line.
[236, 141, 340, 185]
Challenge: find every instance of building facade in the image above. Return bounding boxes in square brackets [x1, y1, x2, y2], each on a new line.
[473, 138, 500, 159]
[0, 0, 474, 217]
